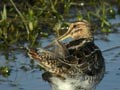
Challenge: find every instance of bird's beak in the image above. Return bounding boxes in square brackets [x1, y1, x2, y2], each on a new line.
[57, 23, 74, 41]
[44, 25, 72, 49]
[57, 31, 70, 41]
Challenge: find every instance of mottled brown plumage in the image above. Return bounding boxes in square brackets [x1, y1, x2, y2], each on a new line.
[28, 20, 105, 90]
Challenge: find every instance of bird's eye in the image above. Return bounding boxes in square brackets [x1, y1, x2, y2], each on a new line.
[73, 25, 77, 28]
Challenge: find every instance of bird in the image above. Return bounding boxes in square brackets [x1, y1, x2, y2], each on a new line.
[27, 20, 105, 90]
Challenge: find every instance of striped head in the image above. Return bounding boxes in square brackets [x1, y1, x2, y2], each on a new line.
[57, 20, 93, 41]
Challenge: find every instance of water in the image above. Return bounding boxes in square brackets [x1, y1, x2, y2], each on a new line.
[96, 33, 120, 90]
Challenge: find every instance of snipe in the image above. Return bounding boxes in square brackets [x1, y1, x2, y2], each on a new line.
[28, 20, 105, 90]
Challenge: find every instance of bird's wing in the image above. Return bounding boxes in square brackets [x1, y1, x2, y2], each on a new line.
[27, 48, 71, 78]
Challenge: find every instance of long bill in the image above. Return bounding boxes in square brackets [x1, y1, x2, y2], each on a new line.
[44, 27, 72, 49]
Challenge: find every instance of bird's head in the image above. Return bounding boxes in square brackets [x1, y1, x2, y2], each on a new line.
[57, 20, 93, 41]
[44, 20, 94, 49]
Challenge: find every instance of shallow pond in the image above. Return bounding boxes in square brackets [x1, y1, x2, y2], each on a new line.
[0, 17, 120, 90]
